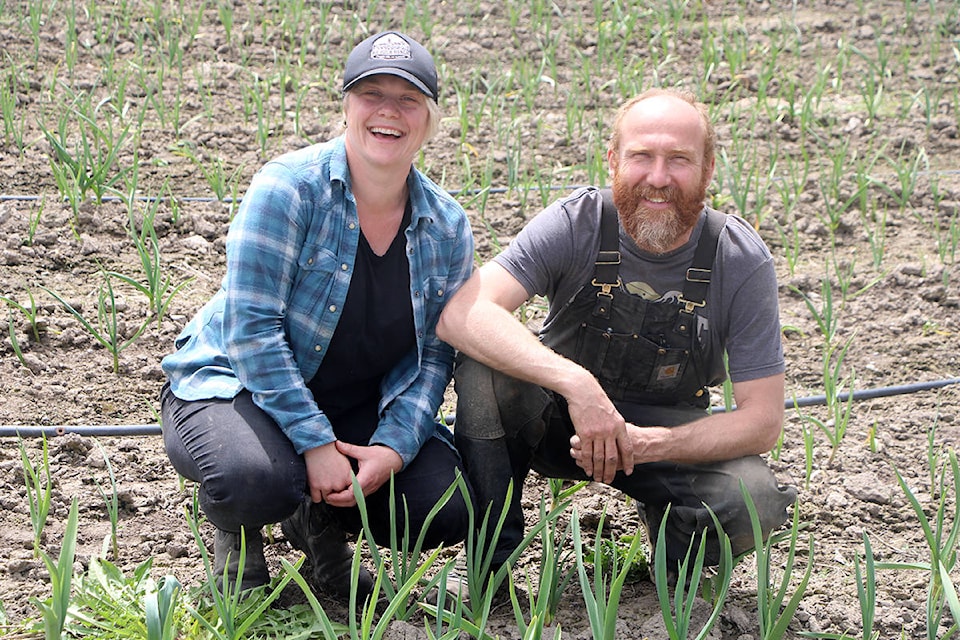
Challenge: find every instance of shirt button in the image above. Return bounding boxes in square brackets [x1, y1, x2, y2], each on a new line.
[341, 263, 348, 271]
[329, 305, 337, 313]
[307, 258, 314, 265]
[437, 288, 444, 296]
[348, 222, 356, 230]
[314, 345, 322, 352]
[414, 290, 421, 298]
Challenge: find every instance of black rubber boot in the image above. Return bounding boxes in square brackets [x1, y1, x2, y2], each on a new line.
[455, 434, 529, 570]
[281, 499, 375, 604]
[638, 502, 691, 590]
[213, 527, 270, 592]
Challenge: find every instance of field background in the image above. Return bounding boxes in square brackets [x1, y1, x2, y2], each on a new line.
[1, 0, 960, 638]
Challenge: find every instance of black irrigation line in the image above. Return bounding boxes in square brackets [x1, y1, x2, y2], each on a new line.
[4, 168, 960, 204]
[2, 377, 958, 438]
[711, 376, 960, 413]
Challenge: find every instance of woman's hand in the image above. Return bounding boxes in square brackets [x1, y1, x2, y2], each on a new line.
[321, 442, 403, 508]
[303, 442, 354, 504]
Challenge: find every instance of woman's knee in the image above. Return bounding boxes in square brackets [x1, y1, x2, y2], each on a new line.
[200, 453, 304, 530]
[422, 489, 471, 546]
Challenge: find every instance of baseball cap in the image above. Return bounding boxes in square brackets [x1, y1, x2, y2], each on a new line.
[342, 31, 439, 102]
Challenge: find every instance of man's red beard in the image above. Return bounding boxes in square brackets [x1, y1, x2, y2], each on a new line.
[612, 175, 707, 254]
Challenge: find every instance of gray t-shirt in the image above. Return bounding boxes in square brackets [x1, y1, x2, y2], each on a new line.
[494, 187, 784, 384]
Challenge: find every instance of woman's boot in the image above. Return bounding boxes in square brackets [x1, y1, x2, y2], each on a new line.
[212, 527, 270, 592]
[281, 499, 375, 604]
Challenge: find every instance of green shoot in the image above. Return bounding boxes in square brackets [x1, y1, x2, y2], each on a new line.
[32, 498, 80, 640]
[93, 439, 121, 559]
[744, 482, 815, 639]
[19, 435, 52, 559]
[573, 507, 648, 640]
[42, 271, 151, 374]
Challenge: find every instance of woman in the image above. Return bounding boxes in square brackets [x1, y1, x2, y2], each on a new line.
[160, 31, 475, 603]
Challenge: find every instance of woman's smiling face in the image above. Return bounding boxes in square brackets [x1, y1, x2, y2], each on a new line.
[343, 75, 430, 172]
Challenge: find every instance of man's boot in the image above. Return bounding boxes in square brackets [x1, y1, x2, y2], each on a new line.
[638, 502, 701, 590]
[212, 527, 270, 592]
[281, 499, 374, 604]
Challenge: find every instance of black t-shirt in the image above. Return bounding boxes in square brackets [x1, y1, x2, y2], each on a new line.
[308, 205, 415, 445]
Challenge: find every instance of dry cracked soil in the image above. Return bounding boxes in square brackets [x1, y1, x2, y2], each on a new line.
[1, 1, 960, 638]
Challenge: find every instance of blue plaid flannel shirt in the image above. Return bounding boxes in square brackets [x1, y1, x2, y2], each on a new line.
[161, 136, 474, 465]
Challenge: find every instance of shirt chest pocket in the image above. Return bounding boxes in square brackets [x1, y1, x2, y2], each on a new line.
[295, 243, 341, 294]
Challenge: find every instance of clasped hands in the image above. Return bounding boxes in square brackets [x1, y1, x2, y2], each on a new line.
[566, 398, 638, 484]
[303, 440, 402, 507]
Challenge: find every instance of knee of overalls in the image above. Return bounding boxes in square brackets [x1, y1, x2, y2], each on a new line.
[453, 354, 552, 441]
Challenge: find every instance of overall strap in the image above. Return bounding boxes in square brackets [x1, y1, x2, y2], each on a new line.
[591, 188, 621, 319]
[674, 209, 726, 337]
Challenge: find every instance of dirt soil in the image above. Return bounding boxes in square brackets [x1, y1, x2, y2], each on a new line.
[2, 1, 960, 638]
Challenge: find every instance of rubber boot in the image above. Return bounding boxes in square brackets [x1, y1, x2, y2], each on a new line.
[281, 499, 374, 604]
[213, 527, 270, 592]
[455, 434, 529, 571]
[639, 501, 694, 590]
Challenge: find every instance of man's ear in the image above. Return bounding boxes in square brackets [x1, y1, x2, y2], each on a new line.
[703, 156, 716, 186]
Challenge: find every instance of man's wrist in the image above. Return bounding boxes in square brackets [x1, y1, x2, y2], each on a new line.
[555, 364, 603, 404]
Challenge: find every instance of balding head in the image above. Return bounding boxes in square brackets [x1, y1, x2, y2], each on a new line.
[608, 88, 716, 174]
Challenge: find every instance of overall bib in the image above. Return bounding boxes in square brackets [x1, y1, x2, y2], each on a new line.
[540, 188, 724, 410]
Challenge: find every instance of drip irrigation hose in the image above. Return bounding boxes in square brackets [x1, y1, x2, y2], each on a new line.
[711, 376, 960, 413]
[2, 377, 958, 438]
[4, 169, 960, 203]
[1, 424, 165, 438]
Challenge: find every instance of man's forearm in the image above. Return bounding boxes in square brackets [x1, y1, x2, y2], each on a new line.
[628, 403, 782, 465]
[439, 297, 595, 399]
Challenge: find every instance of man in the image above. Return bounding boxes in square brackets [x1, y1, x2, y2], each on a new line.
[436, 88, 797, 586]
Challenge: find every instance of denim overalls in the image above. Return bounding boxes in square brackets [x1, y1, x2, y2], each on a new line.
[540, 189, 725, 409]
[452, 191, 797, 570]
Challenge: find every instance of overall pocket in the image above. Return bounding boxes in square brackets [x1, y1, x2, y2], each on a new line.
[572, 325, 691, 401]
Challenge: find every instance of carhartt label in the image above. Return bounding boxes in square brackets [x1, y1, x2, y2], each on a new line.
[658, 364, 680, 380]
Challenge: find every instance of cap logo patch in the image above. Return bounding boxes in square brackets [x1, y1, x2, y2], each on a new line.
[370, 33, 412, 61]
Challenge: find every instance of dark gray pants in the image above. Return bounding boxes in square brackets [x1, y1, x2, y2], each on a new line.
[452, 356, 797, 568]
[160, 383, 470, 549]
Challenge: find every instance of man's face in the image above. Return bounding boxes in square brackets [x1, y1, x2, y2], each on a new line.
[608, 96, 714, 254]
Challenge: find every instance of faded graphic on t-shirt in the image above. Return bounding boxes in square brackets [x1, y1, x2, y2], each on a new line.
[624, 280, 710, 343]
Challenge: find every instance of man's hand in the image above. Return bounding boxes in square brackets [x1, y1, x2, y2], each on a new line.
[322, 441, 403, 508]
[571, 423, 669, 472]
[565, 391, 634, 483]
[570, 373, 788, 470]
